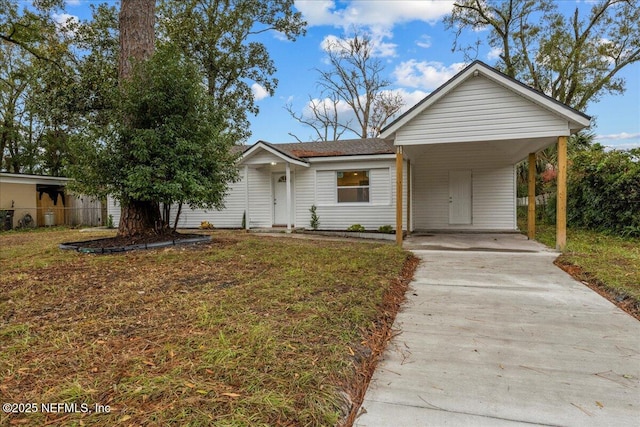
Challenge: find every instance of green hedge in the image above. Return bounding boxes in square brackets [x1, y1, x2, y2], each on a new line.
[546, 146, 640, 237]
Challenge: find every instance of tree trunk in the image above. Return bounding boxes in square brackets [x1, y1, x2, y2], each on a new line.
[118, 200, 161, 237]
[117, 0, 160, 238]
[119, 0, 155, 81]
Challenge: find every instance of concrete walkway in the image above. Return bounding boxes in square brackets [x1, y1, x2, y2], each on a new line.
[356, 234, 640, 426]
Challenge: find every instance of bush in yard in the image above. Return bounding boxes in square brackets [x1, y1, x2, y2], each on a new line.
[547, 145, 640, 236]
[200, 221, 214, 229]
[378, 225, 393, 234]
[347, 224, 365, 232]
[107, 214, 114, 229]
[309, 204, 320, 230]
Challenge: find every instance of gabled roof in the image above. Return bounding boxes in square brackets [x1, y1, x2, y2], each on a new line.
[241, 140, 309, 167]
[380, 60, 591, 139]
[240, 138, 395, 164]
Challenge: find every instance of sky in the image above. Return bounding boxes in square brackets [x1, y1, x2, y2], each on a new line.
[59, 0, 639, 150]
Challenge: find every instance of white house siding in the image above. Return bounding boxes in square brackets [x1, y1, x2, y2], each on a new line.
[106, 197, 121, 225]
[107, 158, 409, 232]
[412, 143, 516, 231]
[395, 76, 570, 145]
[303, 159, 406, 231]
[243, 150, 283, 166]
[294, 167, 315, 228]
[106, 175, 247, 229]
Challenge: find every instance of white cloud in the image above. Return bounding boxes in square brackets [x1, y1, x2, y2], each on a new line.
[596, 132, 640, 140]
[393, 60, 466, 90]
[52, 13, 79, 36]
[320, 32, 397, 58]
[393, 88, 430, 114]
[487, 46, 502, 61]
[65, 0, 81, 5]
[595, 132, 640, 150]
[416, 35, 432, 49]
[251, 83, 270, 101]
[298, 1, 454, 59]
[295, 0, 454, 29]
[53, 13, 78, 25]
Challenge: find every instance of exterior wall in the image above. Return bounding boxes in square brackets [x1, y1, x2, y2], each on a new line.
[296, 158, 406, 231]
[395, 76, 570, 145]
[108, 176, 248, 229]
[106, 157, 409, 232]
[0, 182, 37, 228]
[243, 150, 284, 166]
[175, 175, 247, 228]
[412, 143, 516, 231]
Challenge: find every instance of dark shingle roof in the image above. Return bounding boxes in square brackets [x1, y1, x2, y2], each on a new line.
[244, 138, 395, 161]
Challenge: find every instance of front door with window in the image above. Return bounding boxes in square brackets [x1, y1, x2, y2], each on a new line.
[449, 170, 472, 225]
[273, 174, 291, 225]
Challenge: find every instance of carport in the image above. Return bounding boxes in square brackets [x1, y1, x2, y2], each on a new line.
[381, 61, 591, 250]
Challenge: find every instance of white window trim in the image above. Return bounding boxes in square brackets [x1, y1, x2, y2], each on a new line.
[336, 170, 370, 204]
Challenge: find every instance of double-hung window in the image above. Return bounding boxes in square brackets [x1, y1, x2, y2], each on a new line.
[337, 170, 369, 203]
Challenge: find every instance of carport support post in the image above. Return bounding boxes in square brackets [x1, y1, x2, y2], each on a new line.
[556, 136, 567, 251]
[527, 153, 536, 240]
[396, 146, 403, 246]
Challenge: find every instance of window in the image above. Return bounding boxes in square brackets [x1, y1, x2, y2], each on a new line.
[337, 170, 369, 203]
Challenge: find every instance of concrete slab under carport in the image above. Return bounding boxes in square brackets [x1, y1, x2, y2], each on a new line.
[355, 237, 640, 427]
[403, 232, 554, 253]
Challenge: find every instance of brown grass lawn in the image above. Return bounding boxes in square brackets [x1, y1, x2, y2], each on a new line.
[0, 228, 415, 426]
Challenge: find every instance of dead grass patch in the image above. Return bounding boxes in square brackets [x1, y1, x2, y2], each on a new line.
[0, 229, 415, 426]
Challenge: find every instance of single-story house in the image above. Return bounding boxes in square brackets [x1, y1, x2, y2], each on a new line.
[107, 61, 590, 248]
[0, 173, 105, 229]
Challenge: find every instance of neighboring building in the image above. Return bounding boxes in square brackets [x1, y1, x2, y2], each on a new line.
[0, 173, 104, 229]
[107, 61, 591, 236]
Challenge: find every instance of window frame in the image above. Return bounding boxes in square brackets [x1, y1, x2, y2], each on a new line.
[336, 170, 370, 204]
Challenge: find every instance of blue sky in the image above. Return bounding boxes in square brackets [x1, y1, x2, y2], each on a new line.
[60, 0, 639, 149]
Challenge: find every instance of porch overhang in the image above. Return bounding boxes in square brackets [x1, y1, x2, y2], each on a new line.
[241, 140, 310, 168]
[399, 136, 563, 165]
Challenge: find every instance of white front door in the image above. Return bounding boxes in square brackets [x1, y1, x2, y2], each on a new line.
[449, 170, 472, 225]
[273, 174, 290, 225]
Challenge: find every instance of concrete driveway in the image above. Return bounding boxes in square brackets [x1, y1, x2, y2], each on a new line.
[355, 234, 640, 427]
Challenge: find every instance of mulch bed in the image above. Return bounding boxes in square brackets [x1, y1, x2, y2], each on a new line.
[59, 232, 211, 253]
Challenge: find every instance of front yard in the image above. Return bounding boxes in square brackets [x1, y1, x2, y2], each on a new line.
[0, 229, 414, 426]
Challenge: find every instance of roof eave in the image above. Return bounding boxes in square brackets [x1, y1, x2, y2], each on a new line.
[307, 153, 396, 163]
[240, 141, 310, 167]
